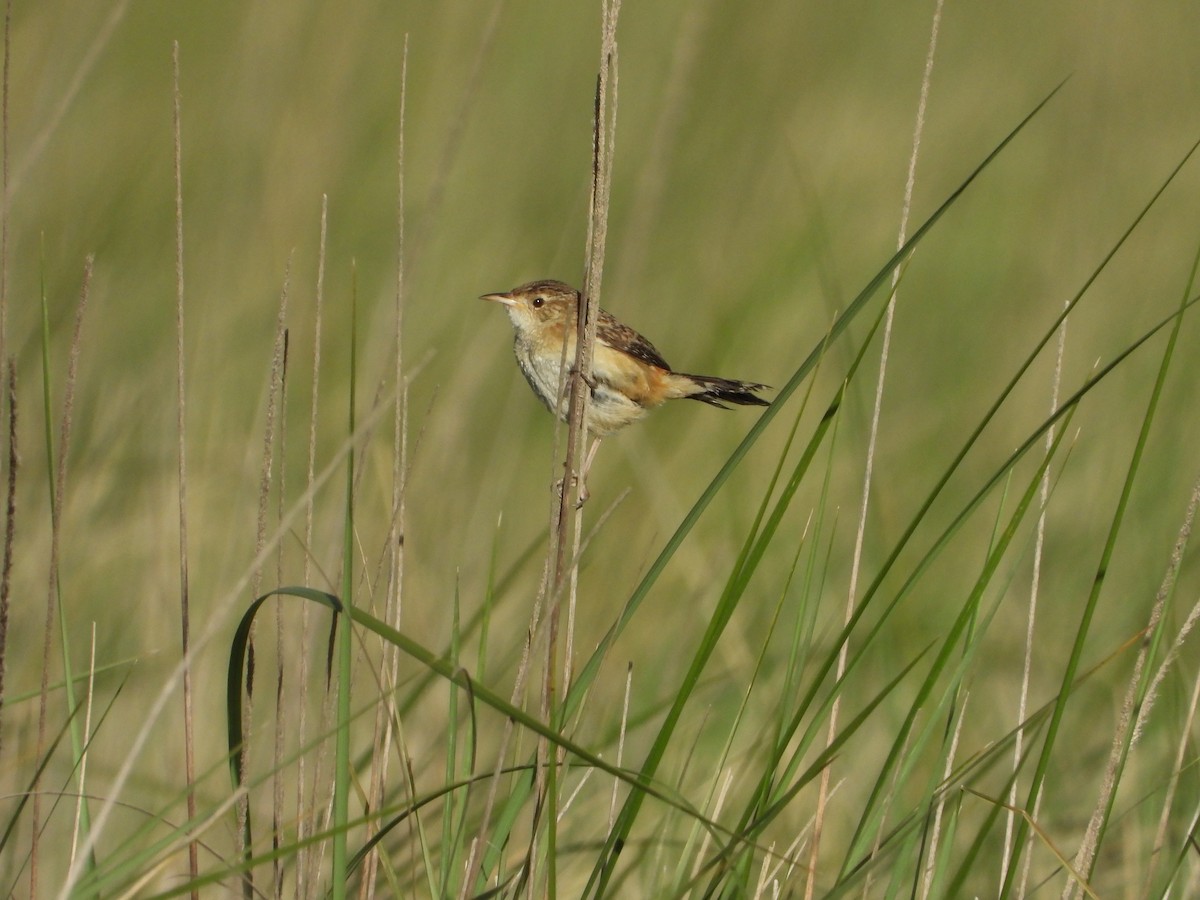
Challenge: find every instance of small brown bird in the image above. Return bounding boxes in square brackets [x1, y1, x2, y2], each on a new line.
[482, 279, 769, 500]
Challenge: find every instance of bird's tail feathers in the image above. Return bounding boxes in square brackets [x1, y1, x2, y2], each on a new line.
[673, 373, 770, 408]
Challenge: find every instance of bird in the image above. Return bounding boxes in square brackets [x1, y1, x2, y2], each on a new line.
[481, 279, 769, 502]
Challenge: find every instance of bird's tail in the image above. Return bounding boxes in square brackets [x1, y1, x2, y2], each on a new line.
[671, 373, 771, 408]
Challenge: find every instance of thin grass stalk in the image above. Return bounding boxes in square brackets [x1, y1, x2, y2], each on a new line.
[809, 6, 942, 897]
[919, 692, 969, 900]
[32, 254, 93, 896]
[272, 329, 289, 899]
[607, 662, 633, 831]
[331, 264, 359, 898]
[1006, 268, 1068, 900]
[1143, 617, 1200, 897]
[0, 0, 10, 369]
[362, 41, 410, 899]
[238, 257, 291, 896]
[296, 192, 327, 900]
[67, 625, 96, 874]
[915, 493, 1014, 896]
[0, 359, 14, 761]
[441, 581, 463, 897]
[1133, 497, 1200, 743]
[0, 0, 8, 770]
[1052, 243, 1200, 899]
[758, 828, 808, 897]
[170, 41, 199, 898]
[538, 2, 620, 892]
[560, 0, 620, 745]
[462, 571, 552, 898]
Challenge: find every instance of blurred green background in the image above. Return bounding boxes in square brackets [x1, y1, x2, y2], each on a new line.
[5, 0, 1200, 891]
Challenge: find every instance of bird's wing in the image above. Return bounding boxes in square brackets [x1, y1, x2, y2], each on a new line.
[596, 308, 671, 371]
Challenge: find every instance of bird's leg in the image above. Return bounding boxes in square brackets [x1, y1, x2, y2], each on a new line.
[553, 436, 601, 506]
[575, 436, 603, 507]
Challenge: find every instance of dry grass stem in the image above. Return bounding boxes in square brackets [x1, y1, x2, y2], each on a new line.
[808, 4, 942, 896]
[1005, 296, 1069, 897]
[362, 38, 410, 896]
[0, 0, 8, 770]
[68, 623, 96, 873]
[529, 1, 620, 888]
[607, 661, 633, 830]
[921, 693, 970, 900]
[0, 359, 13, 758]
[295, 192, 327, 897]
[236, 256, 290, 893]
[171, 40, 200, 895]
[31, 253, 92, 897]
[1144, 647, 1200, 895]
[1, 0, 10, 364]
[272, 326, 289, 897]
[1131, 472, 1200, 742]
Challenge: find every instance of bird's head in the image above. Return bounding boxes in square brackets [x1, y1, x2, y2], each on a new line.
[480, 280, 579, 335]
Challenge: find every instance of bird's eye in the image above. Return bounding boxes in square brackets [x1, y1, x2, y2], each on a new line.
[532, 296, 545, 308]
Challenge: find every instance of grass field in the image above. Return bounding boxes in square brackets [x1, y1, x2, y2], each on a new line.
[4, 1, 1200, 896]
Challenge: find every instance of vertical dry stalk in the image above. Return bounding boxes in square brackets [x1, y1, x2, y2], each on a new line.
[1144, 625, 1200, 896]
[68, 624, 97, 872]
[30, 254, 93, 897]
[1006, 290, 1066, 899]
[362, 36, 411, 899]
[1064, 472, 1200, 899]
[0, 0, 11, 764]
[542, 7, 620, 896]
[536, 2, 621, 884]
[806, 4, 942, 897]
[238, 256, 292, 894]
[0, 360, 14, 759]
[296, 193, 327, 899]
[272, 328, 289, 898]
[920, 694, 969, 900]
[1, 0, 11, 365]
[171, 41, 200, 896]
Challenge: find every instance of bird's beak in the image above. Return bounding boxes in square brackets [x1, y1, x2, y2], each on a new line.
[480, 291, 515, 306]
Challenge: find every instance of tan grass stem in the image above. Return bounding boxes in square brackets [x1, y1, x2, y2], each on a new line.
[171, 41, 200, 897]
[0, 359, 14, 761]
[32, 254, 93, 897]
[295, 192, 327, 898]
[807, 3, 943, 896]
